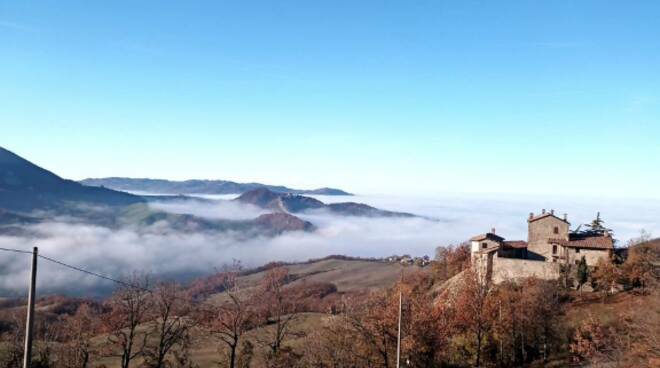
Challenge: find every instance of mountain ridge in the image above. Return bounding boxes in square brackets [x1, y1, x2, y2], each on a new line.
[80, 177, 352, 196]
[235, 188, 417, 218]
[0, 147, 315, 236]
[0, 147, 144, 214]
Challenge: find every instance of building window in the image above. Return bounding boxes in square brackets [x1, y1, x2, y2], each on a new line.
[552, 245, 557, 254]
[482, 242, 488, 249]
[575, 248, 580, 253]
[553, 226, 559, 234]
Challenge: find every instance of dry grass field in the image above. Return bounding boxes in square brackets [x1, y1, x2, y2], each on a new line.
[89, 258, 430, 367]
[208, 258, 427, 303]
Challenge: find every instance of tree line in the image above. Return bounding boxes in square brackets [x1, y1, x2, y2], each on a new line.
[0, 237, 657, 367]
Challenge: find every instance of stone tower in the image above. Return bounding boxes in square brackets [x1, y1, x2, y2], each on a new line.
[527, 209, 569, 261]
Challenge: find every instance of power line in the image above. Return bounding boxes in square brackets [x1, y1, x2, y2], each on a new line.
[37, 254, 150, 292]
[1, 245, 224, 308]
[0, 246, 150, 292]
[0, 247, 33, 255]
[36, 253, 221, 309]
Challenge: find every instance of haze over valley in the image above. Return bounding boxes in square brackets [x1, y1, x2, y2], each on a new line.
[0, 146, 657, 296]
[3, 2, 660, 365]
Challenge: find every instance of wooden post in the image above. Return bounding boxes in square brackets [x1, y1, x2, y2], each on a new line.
[23, 247, 38, 368]
[396, 291, 402, 368]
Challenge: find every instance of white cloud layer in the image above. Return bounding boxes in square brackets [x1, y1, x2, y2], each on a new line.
[0, 193, 657, 296]
[149, 198, 270, 220]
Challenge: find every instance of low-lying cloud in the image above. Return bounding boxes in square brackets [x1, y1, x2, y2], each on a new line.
[149, 198, 270, 220]
[0, 193, 658, 297]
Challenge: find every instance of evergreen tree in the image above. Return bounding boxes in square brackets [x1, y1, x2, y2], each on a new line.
[577, 256, 589, 292]
[583, 212, 612, 235]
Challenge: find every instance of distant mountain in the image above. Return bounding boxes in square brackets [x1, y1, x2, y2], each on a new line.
[236, 188, 325, 213]
[118, 203, 314, 236]
[0, 148, 314, 237]
[236, 188, 417, 218]
[327, 202, 416, 218]
[0, 147, 144, 214]
[79, 177, 352, 196]
[254, 213, 316, 233]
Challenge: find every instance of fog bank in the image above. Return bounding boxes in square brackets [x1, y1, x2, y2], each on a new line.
[0, 193, 657, 296]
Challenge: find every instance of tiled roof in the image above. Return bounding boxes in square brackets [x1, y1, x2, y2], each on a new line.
[470, 233, 504, 242]
[503, 240, 528, 249]
[528, 212, 570, 225]
[549, 234, 614, 250]
[475, 245, 500, 254]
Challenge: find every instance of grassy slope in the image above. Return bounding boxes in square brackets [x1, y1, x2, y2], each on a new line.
[564, 290, 660, 329]
[207, 258, 427, 304]
[13, 241, 660, 367]
[563, 289, 660, 367]
[90, 312, 329, 367]
[89, 259, 428, 367]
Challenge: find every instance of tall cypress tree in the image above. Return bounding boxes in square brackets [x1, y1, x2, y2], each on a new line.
[577, 256, 589, 292]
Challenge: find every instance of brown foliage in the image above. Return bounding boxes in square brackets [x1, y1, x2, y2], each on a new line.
[622, 238, 660, 291]
[57, 303, 101, 368]
[569, 289, 660, 367]
[302, 271, 444, 368]
[102, 275, 153, 368]
[441, 273, 565, 367]
[570, 315, 620, 366]
[280, 281, 338, 313]
[254, 267, 301, 366]
[200, 265, 255, 368]
[433, 243, 471, 283]
[591, 257, 621, 297]
[448, 269, 495, 367]
[0, 310, 26, 368]
[143, 282, 192, 368]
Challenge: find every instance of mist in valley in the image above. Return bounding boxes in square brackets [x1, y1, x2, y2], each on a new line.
[0, 192, 658, 296]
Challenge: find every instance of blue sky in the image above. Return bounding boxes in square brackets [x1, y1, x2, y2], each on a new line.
[1, 1, 659, 197]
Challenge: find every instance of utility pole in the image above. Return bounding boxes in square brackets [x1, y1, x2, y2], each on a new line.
[23, 247, 38, 368]
[396, 291, 402, 368]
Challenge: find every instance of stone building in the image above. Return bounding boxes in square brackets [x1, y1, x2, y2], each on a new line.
[527, 210, 570, 261]
[470, 210, 614, 283]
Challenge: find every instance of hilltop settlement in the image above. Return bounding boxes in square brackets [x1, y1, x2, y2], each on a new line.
[0, 147, 658, 367]
[470, 209, 615, 284]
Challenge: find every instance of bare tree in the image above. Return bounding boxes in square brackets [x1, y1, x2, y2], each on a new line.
[592, 258, 621, 298]
[623, 233, 659, 291]
[201, 262, 254, 368]
[256, 267, 300, 364]
[300, 308, 368, 368]
[33, 314, 60, 368]
[58, 303, 100, 368]
[570, 314, 619, 366]
[168, 330, 198, 368]
[349, 290, 398, 367]
[104, 274, 153, 368]
[144, 282, 192, 368]
[0, 310, 26, 368]
[451, 268, 495, 367]
[433, 242, 471, 282]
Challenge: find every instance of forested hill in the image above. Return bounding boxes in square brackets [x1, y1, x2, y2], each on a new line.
[80, 177, 352, 196]
[0, 147, 143, 213]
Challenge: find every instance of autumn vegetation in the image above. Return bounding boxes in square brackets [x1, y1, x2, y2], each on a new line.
[0, 238, 658, 367]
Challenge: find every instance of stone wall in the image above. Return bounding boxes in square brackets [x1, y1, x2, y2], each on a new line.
[564, 247, 611, 267]
[472, 250, 496, 284]
[490, 256, 560, 284]
[527, 215, 569, 261]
